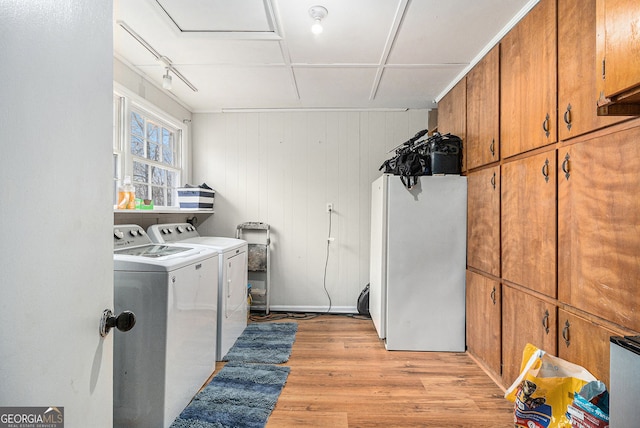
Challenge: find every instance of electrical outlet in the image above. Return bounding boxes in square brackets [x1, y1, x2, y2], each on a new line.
[326, 203, 333, 213]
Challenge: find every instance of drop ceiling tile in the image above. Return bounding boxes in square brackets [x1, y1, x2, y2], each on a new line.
[374, 67, 467, 108]
[294, 67, 378, 107]
[277, 0, 400, 64]
[139, 65, 301, 110]
[389, 0, 531, 64]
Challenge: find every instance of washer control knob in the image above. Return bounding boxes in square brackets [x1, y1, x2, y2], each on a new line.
[114, 229, 124, 239]
[177, 226, 184, 233]
[100, 309, 136, 337]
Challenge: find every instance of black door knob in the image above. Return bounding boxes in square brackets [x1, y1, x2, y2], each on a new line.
[100, 309, 136, 337]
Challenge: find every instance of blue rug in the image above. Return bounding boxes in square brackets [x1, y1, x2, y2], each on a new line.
[170, 362, 290, 428]
[222, 322, 298, 364]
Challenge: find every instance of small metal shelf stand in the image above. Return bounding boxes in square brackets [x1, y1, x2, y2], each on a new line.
[236, 222, 271, 315]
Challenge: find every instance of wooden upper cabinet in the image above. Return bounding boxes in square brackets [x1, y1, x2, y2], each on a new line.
[467, 166, 500, 277]
[500, 0, 557, 158]
[502, 150, 556, 298]
[466, 46, 499, 169]
[438, 78, 467, 172]
[558, 121, 640, 332]
[502, 286, 557, 388]
[598, 0, 640, 107]
[466, 270, 501, 377]
[558, 0, 623, 140]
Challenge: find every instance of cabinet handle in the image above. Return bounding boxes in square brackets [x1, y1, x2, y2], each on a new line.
[490, 286, 496, 305]
[541, 159, 550, 183]
[541, 309, 550, 334]
[563, 104, 572, 131]
[562, 153, 570, 180]
[542, 113, 550, 138]
[490, 172, 496, 190]
[489, 139, 495, 157]
[562, 320, 571, 347]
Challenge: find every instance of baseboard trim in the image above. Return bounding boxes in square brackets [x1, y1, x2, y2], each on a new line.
[267, 305, 358, 314]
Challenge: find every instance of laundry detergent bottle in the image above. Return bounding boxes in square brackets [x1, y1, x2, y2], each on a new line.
[117, 175, 135, 209]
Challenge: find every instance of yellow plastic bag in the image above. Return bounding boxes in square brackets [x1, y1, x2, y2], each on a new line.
[505, 343, 597, 428]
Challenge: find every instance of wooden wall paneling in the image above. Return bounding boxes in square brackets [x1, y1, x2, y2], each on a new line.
[501, 149, 557, 298]
[466, 45, 500, 169]
[467, 166, 501, 277]
[466, 270, 502, 377]
[558, 122, 640, 332]
[500, 0, 557, 158]
[502, 286, 557, 388]
[437, 78, 467, 172]
[558, 0, 623, 140]
[557, 309, 617, 387]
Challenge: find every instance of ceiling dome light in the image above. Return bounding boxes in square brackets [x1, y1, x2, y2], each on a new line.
[309, 6, 328, 35]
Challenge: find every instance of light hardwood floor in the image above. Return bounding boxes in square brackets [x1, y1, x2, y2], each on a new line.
[224, 314, 514, 427]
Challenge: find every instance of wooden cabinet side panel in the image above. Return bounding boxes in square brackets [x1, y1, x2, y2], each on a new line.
[603, 0, 640, 98]
[438, 78, 467, 172]
[558, 309, 615, 387]
[467, 166, 501, 276]
[466, 271, 502, 377]
[500, 0, 557, 158]
[466, 46, 500, 169]
[558, 0, 623, 140]
[558, 124, 640, 331]
[502, 151, 557, 297]
[502, 286, 557, 387]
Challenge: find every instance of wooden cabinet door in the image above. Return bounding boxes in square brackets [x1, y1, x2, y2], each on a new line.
[502, 150, 556, 297]
[466, 46, 499, 169]
[558, 0, 623, 140]
[467, 166, 500, 277]
[466, 270, 501, 377]
[558, 122, 640, 332]
[558, 309, 616, 387]
[501, 0, 557, 158]
[438, 78, 467, 172]
[502, 286, 557, 387]
[601, 0, 640, 100]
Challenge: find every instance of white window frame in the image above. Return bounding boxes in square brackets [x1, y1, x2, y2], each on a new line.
[113, 84, 188, 208]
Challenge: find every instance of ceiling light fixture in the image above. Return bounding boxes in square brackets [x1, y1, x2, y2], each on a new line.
[162, 68, 172, 90]
[309, 6, 328, 35]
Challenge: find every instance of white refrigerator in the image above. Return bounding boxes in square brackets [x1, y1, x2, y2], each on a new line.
[369, 174, 467, 351]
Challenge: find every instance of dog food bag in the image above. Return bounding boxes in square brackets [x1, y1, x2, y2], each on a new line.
[505, 343, 597, 428]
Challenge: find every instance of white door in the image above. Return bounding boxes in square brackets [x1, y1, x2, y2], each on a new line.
[0, 1, 114, 426]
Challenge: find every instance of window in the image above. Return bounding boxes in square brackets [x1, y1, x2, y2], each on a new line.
[113, 87, 186, 208]
[129, 109, 181, 207]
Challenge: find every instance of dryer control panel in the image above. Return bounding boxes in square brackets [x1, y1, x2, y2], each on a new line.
[113, 224, 152, 249]
[147, 223, 200, 243]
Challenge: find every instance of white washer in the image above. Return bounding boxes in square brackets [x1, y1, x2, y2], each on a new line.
[147, 223, 248, 361]
[113, 224, 219, 428]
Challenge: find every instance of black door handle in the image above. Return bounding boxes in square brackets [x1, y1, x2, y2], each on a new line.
[100, 309, 136, 337]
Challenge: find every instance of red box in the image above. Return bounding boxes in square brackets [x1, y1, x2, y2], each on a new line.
[567, 404, 608, 428]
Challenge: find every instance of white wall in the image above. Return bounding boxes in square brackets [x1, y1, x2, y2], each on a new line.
[192, 110, 428, 312]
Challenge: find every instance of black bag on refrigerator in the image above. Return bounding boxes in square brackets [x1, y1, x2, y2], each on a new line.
[357, 283, 370, 316]
[429, 133, 462, 175]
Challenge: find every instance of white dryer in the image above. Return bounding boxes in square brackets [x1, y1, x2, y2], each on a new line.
[113, 224, 219, 428]
[147, 223, 248, 361]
